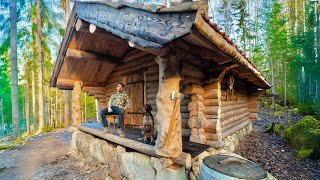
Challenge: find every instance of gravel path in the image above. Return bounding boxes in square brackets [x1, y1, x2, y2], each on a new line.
[235, 108, 320, 180]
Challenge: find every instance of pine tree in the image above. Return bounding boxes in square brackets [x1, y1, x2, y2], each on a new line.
[10, 0, 20, 139]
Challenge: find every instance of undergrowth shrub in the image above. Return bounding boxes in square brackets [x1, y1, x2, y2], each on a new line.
[284, 116, 320, 160]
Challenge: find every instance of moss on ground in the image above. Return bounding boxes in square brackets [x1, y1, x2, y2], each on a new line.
[284, 116, 320, 160]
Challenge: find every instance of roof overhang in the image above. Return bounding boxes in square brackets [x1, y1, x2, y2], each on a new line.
[50, 1, 271, 91]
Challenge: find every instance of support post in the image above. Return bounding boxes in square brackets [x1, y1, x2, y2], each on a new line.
[155, 52, 182, 158]
[72, 81, 83, 126]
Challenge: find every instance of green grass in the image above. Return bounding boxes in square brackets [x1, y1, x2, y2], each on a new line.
[0, 144, 15, 150]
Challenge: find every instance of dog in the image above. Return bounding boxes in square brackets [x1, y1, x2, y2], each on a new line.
[142, 104, 154, 142]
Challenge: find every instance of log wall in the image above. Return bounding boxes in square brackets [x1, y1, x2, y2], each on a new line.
[186, 75, 258, 147]
[219, 88, 250, 139]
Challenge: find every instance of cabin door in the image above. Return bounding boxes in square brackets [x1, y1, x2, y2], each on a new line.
[125, 72, 144, 126]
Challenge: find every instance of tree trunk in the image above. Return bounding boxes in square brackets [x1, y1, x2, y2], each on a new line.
[155, 53, 182, 158]
[10, 0, 20, 139]
[25, 57, 30, 134]
[36, 0, 44, 134]
[1, 99, 4, 138]
[65, 0, 70, 24]
[271, 58, 275, 109]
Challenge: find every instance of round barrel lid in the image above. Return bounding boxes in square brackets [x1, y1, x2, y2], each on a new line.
[203, 155, 267, 179]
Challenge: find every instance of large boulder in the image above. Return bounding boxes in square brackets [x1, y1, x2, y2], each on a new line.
[72, 131, 94, 154]
[118, 152, 156, 180]
[156, 164, 186, 180]
[89, 139, 116, 164]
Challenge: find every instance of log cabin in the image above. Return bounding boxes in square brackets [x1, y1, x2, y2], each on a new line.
[50, 0, 271, 176]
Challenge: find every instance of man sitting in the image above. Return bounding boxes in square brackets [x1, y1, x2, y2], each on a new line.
[100, 83, 130, 137]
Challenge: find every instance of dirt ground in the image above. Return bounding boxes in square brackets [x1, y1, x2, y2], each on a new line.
[235, 108, 320, 180]
[0, 108, 319, 180]
[0, 130, 107, 180]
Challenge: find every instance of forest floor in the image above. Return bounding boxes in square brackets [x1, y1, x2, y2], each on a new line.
[0, 129, 107, 180]
[235, 108, 320, 180]
[0, 108, 319, 180]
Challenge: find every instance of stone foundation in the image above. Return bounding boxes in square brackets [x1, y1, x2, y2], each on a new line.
[71, 131, 186, 180]
[72, 123, 273, 180]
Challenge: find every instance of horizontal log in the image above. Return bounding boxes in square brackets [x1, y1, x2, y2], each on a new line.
[221, 112, 250, 127]
[203, 89, 220, 99]
[188, 101, 205, 111]
[204, 118, 217, 130]
[203, 99, 220, 106]
[182, 76, 203, 85]
[221, 100, 247, 106]
[106, 76, 125, 84]
[184, 84, 204, 95]
[191, 94, 204, 102]
[221, 104, 248, 114]
[99, 99, 106, 103]
[189, 110, 205, 117]
[191, 129, 206, 136]
[249, 113, 258, 120]
[188, 116, 206, 129]
[248, 108, 259, 113]
[146, 65, 159, 75]
[146, 74, 159, 82]
[147, 87, 159, 94]
[181, 63, 205, 79]
[207, 140, 225, 148]
[220, 107, 248, 121]
[204, 106, 219, 115]
[221, 120, 251, 139]
[123, 50, 150, 63]
[113, 55, 155, 72]
[147, 81, 159, 88]
[204, 133, 219, 141]
[204, 114, 218, 119]
[190, 134, 207, 144]
[105, 82, 120, 91]
[76, 125, 191, 167]
[172, 152, 191, 170]
[221, 117, 249, 132]
[108, 59, 157, 78]
[94, 95, 106, 99]
[66, 48, 120, 65]
[82, 86, 106, 93]
[247, 96, 262, 101]
[203, 82, 220, 90]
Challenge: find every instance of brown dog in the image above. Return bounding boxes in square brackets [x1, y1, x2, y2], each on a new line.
[142, 104, 154, 142]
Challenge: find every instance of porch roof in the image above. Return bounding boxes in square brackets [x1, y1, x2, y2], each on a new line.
[50, 1, 271, 93]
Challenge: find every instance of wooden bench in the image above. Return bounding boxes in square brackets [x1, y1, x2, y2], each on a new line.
[106, 112, 144, 128]
[106, 114, 118, 128]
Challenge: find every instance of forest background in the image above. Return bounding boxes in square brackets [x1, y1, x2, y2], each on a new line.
[0, 0, 319, 139]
